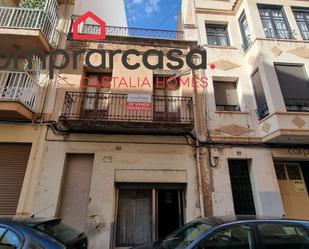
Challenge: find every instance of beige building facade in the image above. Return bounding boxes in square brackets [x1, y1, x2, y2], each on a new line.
[180, 0, 309, 220]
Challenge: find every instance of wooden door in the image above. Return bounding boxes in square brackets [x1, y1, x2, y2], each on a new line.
[275, 162, 309, 220]
[58, 154, 94, 232]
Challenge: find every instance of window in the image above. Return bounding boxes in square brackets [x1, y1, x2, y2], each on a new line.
[206, 24, 230, 46]
[213, 81, 240, 111]
[258, 5, 292, 39]
[158, 222, 213, 249]
[0, 229, 21, 248]
[251, 69, 269, 120]
[293, 8, 309, 40]
[197, 225, 255, 249]
[274, 64, 309, 112]
[239, 11, 252, 51]
[153, 75, 181, 122]
[258, 223, 309, 249]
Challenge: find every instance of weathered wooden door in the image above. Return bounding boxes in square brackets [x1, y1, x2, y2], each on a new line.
[275, 162, 309, 220]
[58, 154, 94, 231]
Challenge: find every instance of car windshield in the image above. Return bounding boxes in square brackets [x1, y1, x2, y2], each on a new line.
[157, 221, 213, 249]
[34, 220, 82, 245]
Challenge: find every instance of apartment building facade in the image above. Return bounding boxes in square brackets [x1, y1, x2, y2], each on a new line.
[26, 16, 209, 249]
[0, 0, 75, 216]
[180, 0, 309, 220]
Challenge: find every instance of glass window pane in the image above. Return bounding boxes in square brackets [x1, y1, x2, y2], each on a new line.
[198, 225, 255, 249]
[258, 224, 305, 249]
[206, 24, 230, 46]
[1, 230, 21, 247]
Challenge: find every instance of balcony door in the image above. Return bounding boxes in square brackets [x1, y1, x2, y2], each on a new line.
[153, 76, 181, 122]
[274, 162, 309, 220]
[82, 72, 111, 119]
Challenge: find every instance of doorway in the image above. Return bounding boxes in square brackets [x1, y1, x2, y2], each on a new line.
[228, 160, 256, 215]
[58, 154, 94, 232]
[115, 184, 184, 248]
[274, 162, 309, 220]
[157, 189, 183, 239]
[300, 162, 309, 197]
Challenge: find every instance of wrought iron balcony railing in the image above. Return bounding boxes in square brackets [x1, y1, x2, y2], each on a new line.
[73, 23, 184, 40]
[0, 0, 59, 44]
[216, 105, 241, 112]
[60, 92, 194, 125]
[300, 31, 309, 40]
[241, 34, 252, 52]
[285, 99, 309, 112]
[264, 28, 295, 40]
[256, 102, 270, 121]
[0, 71, 42, 112]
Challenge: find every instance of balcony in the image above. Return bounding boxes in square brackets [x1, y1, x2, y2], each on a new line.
[0, 2, 59, 52]
[59, 92, 194, 134]
[258, 99, 309, 144]
[71, 19, 184, 40]
[241, 34, 252, 52]
[285, 99, 309, 112]
[0, 70, 42, 120]
[256, 103, 270, 121]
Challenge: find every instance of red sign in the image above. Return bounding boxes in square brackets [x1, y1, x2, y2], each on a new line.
[127, 94, 152, 111]
[73, 11, 106, 41]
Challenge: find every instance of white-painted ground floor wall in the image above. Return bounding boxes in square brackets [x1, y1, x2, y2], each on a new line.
[30, 131, 309, 249]
[32, 132, 202, 249]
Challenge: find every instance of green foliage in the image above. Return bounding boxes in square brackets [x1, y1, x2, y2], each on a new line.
[20, 0, 46, 9]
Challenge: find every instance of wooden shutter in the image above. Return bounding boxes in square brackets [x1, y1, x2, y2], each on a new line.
[0, 143, 31, 215]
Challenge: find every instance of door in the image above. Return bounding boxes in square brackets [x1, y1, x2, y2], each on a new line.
[275, 162, 309, 220]
[153, 76, 181, 122]
[115, 185, 184, 248]
[58, 154, 94, 232]
[0, 143, 31, 215]
[157, 189, 183, 239]
[229, 160, 256, 215]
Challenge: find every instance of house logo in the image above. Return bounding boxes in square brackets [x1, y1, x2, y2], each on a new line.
[73, 11, 106, 40]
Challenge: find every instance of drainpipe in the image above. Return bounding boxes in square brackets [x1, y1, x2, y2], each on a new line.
[195, 139, 205, 218]
[190, 44, 205, 218]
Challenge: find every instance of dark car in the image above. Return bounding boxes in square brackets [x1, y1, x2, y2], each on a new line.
[0, 216, 87, 249]
[134, 216, 309, 249]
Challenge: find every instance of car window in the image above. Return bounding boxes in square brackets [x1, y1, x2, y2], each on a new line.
[0, 229, 21, 248]
[157, 222, 213, 249]
[0, 227, 7, 238]
[258, 223, 309, 249]
[35, 220, 81, 245]
[197, 225, 255, 249]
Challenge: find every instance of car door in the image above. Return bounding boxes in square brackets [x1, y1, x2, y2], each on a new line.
[193, 223, 257, 249]
[255, 222, 309, 249]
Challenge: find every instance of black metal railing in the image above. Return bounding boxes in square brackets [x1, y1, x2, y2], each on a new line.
[264, 28, 295, 40]
[61, 92, 194, 124]
[300, 31, 309, 40]
[285, 99, 309, 112]
[256, 103, 270, 120]
[241, 34, 252, 52]
[216, 105, 241, 112]
[74, 23, 184, 40]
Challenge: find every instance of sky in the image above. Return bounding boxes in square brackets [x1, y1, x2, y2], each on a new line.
[125, 0, 181, 30]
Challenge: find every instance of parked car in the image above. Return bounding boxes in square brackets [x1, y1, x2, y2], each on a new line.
[0, 217, 87, 249]
[134, 216, 309, 249]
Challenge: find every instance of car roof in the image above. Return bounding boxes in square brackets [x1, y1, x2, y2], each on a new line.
[197, 215, 309, 226]
[0, 216, 60, 227]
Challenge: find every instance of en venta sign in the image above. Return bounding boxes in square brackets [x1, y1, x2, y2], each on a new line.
[127, 94, 152, 111]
